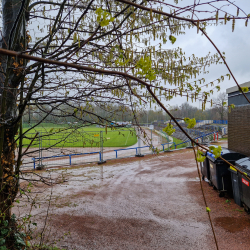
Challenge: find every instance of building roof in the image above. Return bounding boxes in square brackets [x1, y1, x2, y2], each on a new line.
[226, 81, 250, 94]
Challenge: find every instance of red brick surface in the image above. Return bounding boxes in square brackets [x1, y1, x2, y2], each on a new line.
[228, 105, 250, 156]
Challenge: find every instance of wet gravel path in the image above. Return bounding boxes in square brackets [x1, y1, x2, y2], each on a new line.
[16, 141, 250, 249]
[29, 150, 213, 249]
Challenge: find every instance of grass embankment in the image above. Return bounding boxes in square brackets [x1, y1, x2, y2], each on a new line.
[219, 137, 228, 141]
[20, 125, 137, 148]
[158, 131, 185, 150]
[171, 137, 186, 149]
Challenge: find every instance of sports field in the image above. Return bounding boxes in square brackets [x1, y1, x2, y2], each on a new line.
[21, 125, 137, 148]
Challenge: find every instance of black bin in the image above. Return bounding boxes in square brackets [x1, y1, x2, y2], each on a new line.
[200, 144, 216, 183]
[200, 150, 210, 181]
[207, 147, 246, 197]
[228, 166, 242, 207]
[235, 158, 250, 212]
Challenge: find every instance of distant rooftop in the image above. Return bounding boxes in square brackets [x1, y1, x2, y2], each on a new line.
[227, 81, 250, 106]
[226, 81, 250, 94]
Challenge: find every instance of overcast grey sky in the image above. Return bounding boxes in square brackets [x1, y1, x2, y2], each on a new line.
[164, 0, 250, 107]
[15, 0, 250, 109]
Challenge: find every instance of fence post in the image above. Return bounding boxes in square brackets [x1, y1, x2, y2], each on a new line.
[32, 158, 36, 170]
[151, 129, 153, 153]
[38, 132, 40, 168]
[138, 128, 141, 155]
[41, 132, 43, 167]
[100, 131, 103, 162]
[98, 131, 106, 164]
[69, 155, 71, 165]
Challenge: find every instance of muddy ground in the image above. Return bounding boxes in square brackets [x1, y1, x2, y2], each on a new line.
[14, 140, 250, 250]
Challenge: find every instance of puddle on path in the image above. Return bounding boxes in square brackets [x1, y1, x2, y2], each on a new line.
[214, 216, 250, 233]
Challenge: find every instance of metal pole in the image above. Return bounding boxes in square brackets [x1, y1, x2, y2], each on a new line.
[98, 131, 106, 164]
[41, 132, 43, 166]
[136, 127, 144, 157]
[151, 129, 153, 146]
[151, 128, 154, 153]
[147, 110, 148, 127]
[33, 158, 35, 170]
[100, 131, 103, 162]
[38, 132, 40, 168]
[138, 128, 141, 155]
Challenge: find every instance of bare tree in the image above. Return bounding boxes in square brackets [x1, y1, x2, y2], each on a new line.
[212, 93, 228, 121]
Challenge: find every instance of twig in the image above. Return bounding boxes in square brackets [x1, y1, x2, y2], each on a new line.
[192, 142, 219, 250]
[22, 132, 39, 156]
[39, 173, 53, 247]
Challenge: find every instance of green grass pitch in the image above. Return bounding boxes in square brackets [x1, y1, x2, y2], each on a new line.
[21, 126, 137, 148]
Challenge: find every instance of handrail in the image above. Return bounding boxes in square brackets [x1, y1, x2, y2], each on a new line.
[161, 142, 176, 150]
[175, 131, 219, 147]
[32, 151, 101, 169]
[114, 146, 151, 158]
[31, 131, 220, 169]
[161, 131, 219, 150]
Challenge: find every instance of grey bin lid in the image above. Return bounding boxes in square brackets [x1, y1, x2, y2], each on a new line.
[235, 157, 250, 173]
[208, 145, 232, 155]
[207, 147, 244, 162]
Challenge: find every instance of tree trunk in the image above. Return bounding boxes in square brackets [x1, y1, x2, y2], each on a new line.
[0, 1, 27, 249]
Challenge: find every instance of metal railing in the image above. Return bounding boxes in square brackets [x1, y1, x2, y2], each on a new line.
[32, 151, 101, 169]
[213, 120, 228, 124]
[161, 131, 219, 151]
[114, 146, 152, 159]
[21, 128, 220, 169]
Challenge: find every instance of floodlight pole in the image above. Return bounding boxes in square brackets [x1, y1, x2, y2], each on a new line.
[147, 110, 148, 127]
[136, 127, 144, 157]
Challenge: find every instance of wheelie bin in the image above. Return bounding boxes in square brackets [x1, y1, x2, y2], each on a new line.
[207, 147, 246, 197]
[234, 157, 250, 212]
[199, 144, 216, 183]
[228, 166, 242, 207]
[200, 150, 211, 182]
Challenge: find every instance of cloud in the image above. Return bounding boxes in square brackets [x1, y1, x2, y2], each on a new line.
[161, 12, 250, 108]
